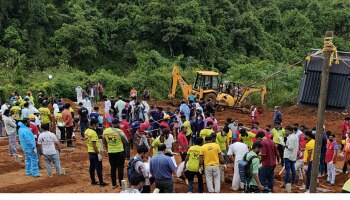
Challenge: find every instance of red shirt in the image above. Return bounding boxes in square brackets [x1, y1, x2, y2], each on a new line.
[325, 141, 339, 163]
[177, 132, 189, 153]
[252, 128, 270, 141]
[299, 134, 307, 150]
[159, 121, 170, 132]
[342, 121, 350, 137]
[120, 120, 131, 140]
[104, 113, 114, 128]
[261, 138, 277, 167]
[29, 122, 39, 143]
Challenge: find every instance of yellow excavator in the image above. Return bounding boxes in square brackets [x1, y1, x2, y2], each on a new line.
[168, 65, 267, 111]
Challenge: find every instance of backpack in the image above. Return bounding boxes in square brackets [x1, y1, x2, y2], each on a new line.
[238, 153, 258, 184]
[127, 156, 144, 183]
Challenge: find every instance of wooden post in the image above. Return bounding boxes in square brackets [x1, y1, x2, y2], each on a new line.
[309, 31, 334, 193]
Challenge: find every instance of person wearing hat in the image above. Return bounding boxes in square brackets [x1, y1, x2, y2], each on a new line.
[103, 119, 129, 189]
[10, 101, 22, 129]
[159, 114, 171, 132]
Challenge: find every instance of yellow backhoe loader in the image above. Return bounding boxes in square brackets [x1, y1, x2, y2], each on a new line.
[168, 66, 267, 111]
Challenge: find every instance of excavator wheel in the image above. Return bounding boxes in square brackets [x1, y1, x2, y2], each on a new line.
[203, 93, 217, 105]
[216, 105, 225, 112]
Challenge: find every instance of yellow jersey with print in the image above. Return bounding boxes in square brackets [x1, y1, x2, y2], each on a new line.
[55, 113, 64, 127]
[187, 145, 201, 172]
[10, 106, 22, 120]
[103, 128, 125, 153]
[151, 136, 161, 156]
[183, 120, 192, 136]
[200, 142, 221, 167]
[85, 128, 100, 153]
[39, 107, 51, 124]
[304, 139, 315, 162]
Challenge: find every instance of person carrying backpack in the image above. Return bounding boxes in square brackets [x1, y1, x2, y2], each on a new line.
[240, 141, 264, 193]
[128, 145, 151, 193]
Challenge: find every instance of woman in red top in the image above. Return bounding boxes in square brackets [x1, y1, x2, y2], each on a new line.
[178, 126, 189, 162]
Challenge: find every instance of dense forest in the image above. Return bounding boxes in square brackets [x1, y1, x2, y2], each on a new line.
[0, 0, 349, 106]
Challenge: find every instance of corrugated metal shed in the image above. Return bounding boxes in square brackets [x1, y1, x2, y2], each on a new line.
[297, 50, 350, 111]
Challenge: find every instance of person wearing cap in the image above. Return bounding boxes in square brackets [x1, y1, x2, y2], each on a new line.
[85, 119, 107, 187]
[150, 143, 176, 193]
[179, 100, 190, 120]
[103, 119, 128, 189]
[160, 114, 171, 132]
[3, 109, 19, 157]
[199, 135, 224, 193]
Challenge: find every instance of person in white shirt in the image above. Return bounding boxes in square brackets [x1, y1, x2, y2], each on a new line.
[103, 96, 111, 114]
[114, 96, 126, 121]
[81, 95, 92, 114]
[3, 109, 19, 156]
[163, 129, 174, 153]
[37, 124, 61, 177]
[141, 99, 150, 122]
[1, 102, 9, 115]
[281, 126, 299, 188]
[227, 139, 249, 191]
[75, 86, 83, 103]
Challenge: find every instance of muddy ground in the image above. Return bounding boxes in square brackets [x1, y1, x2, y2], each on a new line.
[0, 101, 349, 193]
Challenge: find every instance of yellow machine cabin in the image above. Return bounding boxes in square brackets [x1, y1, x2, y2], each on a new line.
[168, 66, 219, 103]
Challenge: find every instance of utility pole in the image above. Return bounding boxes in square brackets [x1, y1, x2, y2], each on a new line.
[310, 31, 334, 193]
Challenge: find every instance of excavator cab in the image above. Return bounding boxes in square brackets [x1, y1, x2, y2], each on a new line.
[193, 71, 220, 102]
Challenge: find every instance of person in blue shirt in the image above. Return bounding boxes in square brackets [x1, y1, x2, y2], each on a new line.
[150, 143, 176, 193]
[179, 101, 190, 120]
[165, 107, 175, 129]
[273, 106, 282, 126]
[90, 106, 103, 138]
[131, 119, 141, 148]
[150, 107, 164, 133]
[188, 91, 197, 103]
[190, 114, 204, 145]
[18, 119, 42, 177]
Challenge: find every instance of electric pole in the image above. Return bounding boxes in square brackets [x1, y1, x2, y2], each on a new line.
[310, 31, 334, 193]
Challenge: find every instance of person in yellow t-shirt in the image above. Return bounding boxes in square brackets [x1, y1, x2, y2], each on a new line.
[303, 131, 315, 191]
[102, 119, 128, 188]
[216, 126, 229, 164]
[239, 128, 256, 148]
[200, 121, 214, 141]
[183, 137, 204, 193]
[39, 103, 51, 125]
[10, 102, 22, 121]
[151, 133, 166, 156]
[85, 119, 107, 186]
[181, 115, 192, 143]
[199, 135, 224, 193]
[55, 107, 65, 142]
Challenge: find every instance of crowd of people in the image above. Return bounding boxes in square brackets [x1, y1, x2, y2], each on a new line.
[2, 88, 350, 193]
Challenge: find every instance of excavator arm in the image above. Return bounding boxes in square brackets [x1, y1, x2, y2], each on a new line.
[237, 85, 267, 107]
[168, 66, 192, 101]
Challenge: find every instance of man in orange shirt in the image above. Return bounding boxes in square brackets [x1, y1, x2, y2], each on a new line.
[62, 103, 74, 148]
[343, 131, 350, 174]
[130, 88, 137, 98]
